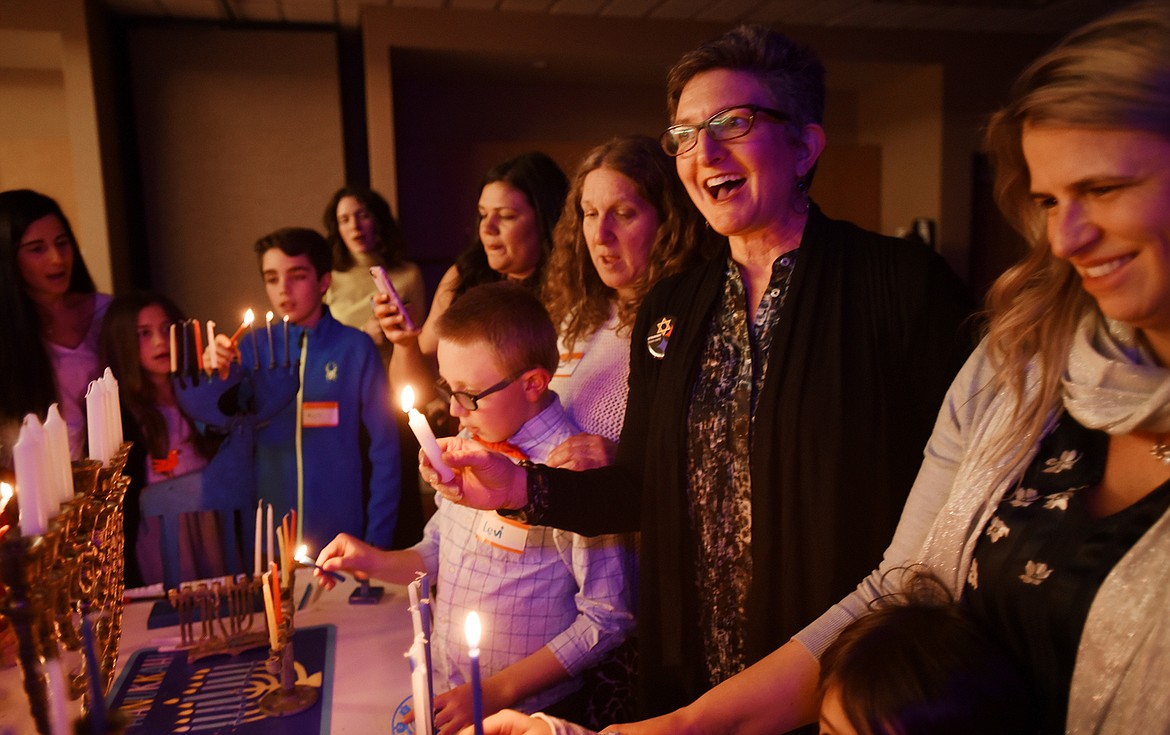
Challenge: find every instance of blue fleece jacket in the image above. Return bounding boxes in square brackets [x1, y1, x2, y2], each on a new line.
[239, 307, 400, 549]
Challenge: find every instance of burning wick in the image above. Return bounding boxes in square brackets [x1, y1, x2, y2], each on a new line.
[294, 544, 346, 582]
[229, 309, 254, 344]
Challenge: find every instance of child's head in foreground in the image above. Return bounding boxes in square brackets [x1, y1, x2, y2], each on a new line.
[433, 281, 558, 443]
[254, 227, 332, 327]
[818, 570, 1036, 735]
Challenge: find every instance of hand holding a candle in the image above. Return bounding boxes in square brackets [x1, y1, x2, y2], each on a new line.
[206, 332, 241, 376]
[417, 436, 527, 512]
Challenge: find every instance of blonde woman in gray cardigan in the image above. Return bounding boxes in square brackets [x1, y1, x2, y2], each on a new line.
[464, 4, 1170, 734]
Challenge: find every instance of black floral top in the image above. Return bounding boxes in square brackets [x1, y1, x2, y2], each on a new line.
[964, 413, 1170, 733]
[684, 251, 797, 686]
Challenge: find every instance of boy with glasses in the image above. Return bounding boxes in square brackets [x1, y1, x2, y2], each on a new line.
[313, 282, 635, 732]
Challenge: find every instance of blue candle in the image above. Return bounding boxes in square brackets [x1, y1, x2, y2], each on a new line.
[249, 317, 260, 370]
[81, 611, 107, 733]
[465, 612, 484, 735]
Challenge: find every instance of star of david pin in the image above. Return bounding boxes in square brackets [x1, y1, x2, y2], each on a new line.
[324, 361, 339, 382]
[647, 315, 675, 359]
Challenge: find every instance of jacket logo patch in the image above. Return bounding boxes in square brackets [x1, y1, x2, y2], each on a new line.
[324, 361, 339, 382]
[647, 316, 674, 360]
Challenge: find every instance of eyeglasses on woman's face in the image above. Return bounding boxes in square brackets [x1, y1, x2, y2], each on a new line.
[435, 371, 525, 411]
[660, 104, 789, 157]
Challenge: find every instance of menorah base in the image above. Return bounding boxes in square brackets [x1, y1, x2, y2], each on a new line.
[185, 630, 269, 663]
[258, 684, 318, 716]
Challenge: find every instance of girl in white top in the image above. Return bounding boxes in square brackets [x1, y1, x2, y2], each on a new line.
[0, 189, 110, 465]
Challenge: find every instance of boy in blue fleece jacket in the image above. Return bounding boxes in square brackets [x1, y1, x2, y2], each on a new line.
[212, 227, 400, 549]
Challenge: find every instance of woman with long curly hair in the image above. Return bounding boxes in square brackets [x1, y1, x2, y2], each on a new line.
[541, 135, 710, 470]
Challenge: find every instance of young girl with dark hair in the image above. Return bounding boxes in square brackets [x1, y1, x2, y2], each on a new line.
[99, 292, 222, 587]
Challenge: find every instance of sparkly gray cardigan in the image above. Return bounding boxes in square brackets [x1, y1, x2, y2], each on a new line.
[796, 341, 1170, 733]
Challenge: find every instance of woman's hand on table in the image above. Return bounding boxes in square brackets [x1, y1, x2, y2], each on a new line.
[420, 437, 528, 511]
[313, 533, 375, 590]
[546, 433, 616, 471]
[464, 710, 555, 735]
[373, 293, 421, 346]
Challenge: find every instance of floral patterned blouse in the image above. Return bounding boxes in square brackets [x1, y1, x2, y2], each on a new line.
[964, 412, 1170, 733]
[684, 251, 798, 686]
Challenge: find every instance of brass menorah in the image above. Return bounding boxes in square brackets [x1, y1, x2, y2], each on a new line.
[166, 575, 268, 662]
[0, 445, 130, 735]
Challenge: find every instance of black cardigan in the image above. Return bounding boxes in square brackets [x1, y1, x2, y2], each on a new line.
[535, 205, 976, 714]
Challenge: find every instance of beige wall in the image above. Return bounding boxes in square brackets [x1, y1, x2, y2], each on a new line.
[856, 63, 944, 238]
[359, 6, 1050, 281]
[128, 25, 346, 326]
[0, 2, 114, 292]
[0, 3, 1056, 301]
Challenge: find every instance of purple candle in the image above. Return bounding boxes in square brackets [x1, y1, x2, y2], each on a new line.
[465, 612, 484, 735]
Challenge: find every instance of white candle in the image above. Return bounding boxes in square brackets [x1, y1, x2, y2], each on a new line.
[103, 368, 122, 451]
[267, 503, 275, 573]
[13, 417, 48, 536]
[0, 482, 13, 518]
[408, 578, 424, 638]
[408, 635, 434, 735]
[85, 381, 107, 464]
[43, 657, 71, 735]
[207, 320, 219, 370]
[400, 386, 454, 483]
[44, 404, 72, 504]
[265, 311, 275, 368]
[254, 500, 263, 576]
[169, 322, 178, 373]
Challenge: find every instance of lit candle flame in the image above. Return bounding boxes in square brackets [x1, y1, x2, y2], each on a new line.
[283, 314, 289, 324]
[244, 308, 254, 326]
[401, 386, 416, 413]
[0, 481, 12, 514]
[266, 310, 274, 324]
[294, 544, 309, 562]
[465, 611, 481, 649]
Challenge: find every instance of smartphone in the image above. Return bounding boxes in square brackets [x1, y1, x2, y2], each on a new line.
[370, 266, 416, 331]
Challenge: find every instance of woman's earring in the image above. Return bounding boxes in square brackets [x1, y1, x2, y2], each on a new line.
[793, 178, 810, 214]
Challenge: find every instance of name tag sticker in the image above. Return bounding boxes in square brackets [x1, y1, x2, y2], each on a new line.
[554, 351, 585, 380]
[302, 401, 339, 428]
[475, 512, 529, 554]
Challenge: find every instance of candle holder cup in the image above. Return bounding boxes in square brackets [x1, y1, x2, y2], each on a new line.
[259, 567, 319, 716]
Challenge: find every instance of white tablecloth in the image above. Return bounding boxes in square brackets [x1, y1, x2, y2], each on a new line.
[0, 577, 416, 734]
